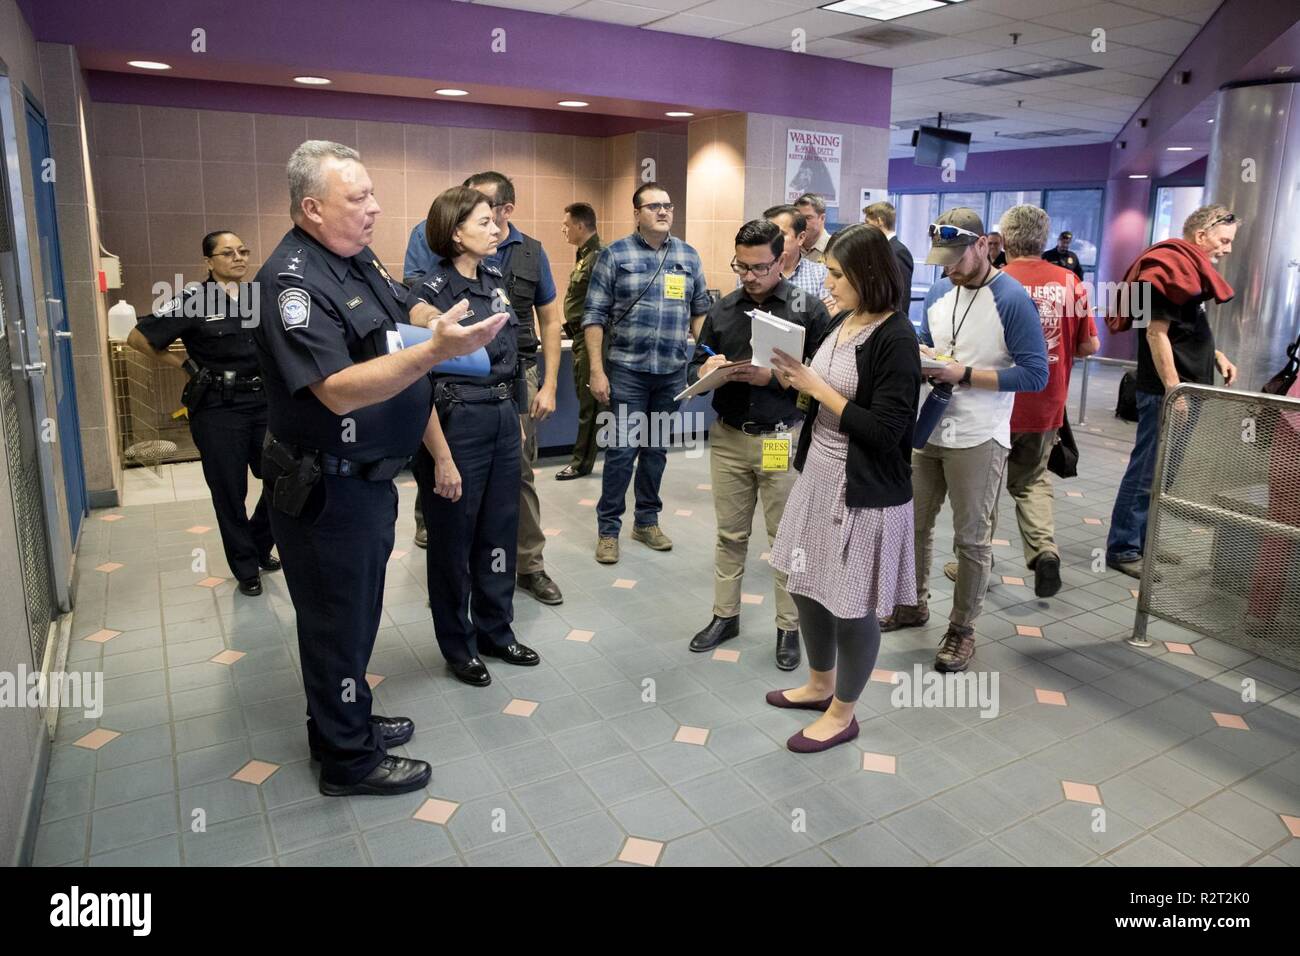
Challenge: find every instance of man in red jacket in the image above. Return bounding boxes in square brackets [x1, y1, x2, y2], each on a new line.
[1106, 204, 1239, 577]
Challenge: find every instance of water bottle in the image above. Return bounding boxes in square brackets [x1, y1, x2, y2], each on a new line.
[913, 382, 952, 449]
[107, 299, 137, 341]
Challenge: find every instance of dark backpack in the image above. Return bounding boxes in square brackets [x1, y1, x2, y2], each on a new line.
[1116, 371, 1139, 422]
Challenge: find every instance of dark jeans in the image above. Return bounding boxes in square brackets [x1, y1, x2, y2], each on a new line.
[1107, 390, 1162, 562]
[596, 362, 685, 538]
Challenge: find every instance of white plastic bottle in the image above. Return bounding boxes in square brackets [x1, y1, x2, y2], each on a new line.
[107, 299, 137, 341]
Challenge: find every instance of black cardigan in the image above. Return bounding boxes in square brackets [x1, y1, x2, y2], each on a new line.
[792, 310, 922, 508]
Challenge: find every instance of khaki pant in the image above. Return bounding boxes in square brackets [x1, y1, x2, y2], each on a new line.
[912, 439, 1009, 631]
[994, 429, 1058, 567]
[517, 363, 547, 574]
[567, 323, 601, 474]
[709, 420, 799, 630]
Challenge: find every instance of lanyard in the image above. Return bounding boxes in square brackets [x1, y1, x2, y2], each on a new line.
[948, 266, 993, 357]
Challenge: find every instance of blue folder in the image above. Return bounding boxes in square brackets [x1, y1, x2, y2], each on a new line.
[394, 322, 491, 377]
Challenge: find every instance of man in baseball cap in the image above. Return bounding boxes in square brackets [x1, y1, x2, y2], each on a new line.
[884, 206, 1048, 675]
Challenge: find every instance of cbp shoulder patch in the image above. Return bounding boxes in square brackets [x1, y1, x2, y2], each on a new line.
[278, 288, 311, 331]
[482, 262, 503, 278]
[423, 274, 448, 295]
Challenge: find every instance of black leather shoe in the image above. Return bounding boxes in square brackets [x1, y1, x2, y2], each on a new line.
[1033, 553, 1062, 598]
[775, 628, 801, 671]
[450, 657, 492, 686]
[310, 715, 415, 762]
[479, 642, 540, 666]
[237, 576, 262, 597]
[517, 571, 563, 605]
[555, 464, 588, 481]
[689, 615, 739, 652]
[259, 555, 281, 572]
[319, 755, 432, 797]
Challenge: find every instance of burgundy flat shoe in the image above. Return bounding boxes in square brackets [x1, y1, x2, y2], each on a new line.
[787, 717, 859, 754]
[765, 689, 833, 711]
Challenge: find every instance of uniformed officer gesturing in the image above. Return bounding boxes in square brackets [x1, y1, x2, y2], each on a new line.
[129, 230, 277, 596]
[253, 141, 506, 797]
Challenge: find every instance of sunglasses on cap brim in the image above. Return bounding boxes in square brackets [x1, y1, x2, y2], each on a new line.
[1208, 213, 1239, 229]
[929, 223, 980, 243]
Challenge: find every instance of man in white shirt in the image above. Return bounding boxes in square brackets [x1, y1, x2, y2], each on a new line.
[883, 208, 1049, 673]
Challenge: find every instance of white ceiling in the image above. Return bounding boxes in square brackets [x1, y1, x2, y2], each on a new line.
[468, 0, 1223, 153]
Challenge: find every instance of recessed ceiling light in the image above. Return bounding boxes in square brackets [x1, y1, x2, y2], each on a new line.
[821, 0, 952, 21]
[127, 60, 171, 70]
[435, 89, 469, 97]
[558, 100, 589, 108]
[1129, 174, 1149, 179]
[1166, 146, 1193, 151]
[1207, 118, 1215, 123]
[666, 111, 694, 118]
[294, 76, 331, 85]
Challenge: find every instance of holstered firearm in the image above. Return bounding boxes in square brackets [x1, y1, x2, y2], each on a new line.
[180, 362, 213, 412]
[263, 435, 321, 518]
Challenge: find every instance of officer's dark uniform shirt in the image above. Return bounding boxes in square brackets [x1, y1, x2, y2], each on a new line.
[687, 278, 831, 426]
[136, 280, 260, 377]
[404, 257, 519, 388]
[252, 225, 432, 462]
[1043, 247, 1085, 281]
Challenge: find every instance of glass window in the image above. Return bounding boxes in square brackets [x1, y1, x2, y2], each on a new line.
[894, 192, 938, 294]
[988, 190, 1042, 234]
[1044, 188, 1103, 268]
[939, 191, 988, 225]
[1152, 185, 1204, 243]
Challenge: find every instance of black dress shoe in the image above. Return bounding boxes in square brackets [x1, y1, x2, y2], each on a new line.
[517, 571, 563, 606]
[1033, 553, 1062, 598]
[310, 715, 415, 761]
[237, 576, 262, 596]
[775, 628, 801, 671]
[555, 464, 588, 481]
[689, 615, 739, 652]
[319, 755, 432, 797]
[450, 658, 492, 686]
[479, 642, 540, 666]
[259, 554, 282, 572]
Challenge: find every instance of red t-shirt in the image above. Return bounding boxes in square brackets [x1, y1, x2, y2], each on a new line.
[1004, 259, 1096, 433]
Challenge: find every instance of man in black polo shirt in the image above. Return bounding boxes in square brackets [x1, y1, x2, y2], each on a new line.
[685, 220, 832, 669]
[1042, 230, 1084, 280]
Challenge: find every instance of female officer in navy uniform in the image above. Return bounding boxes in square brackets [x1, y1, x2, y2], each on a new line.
[410, 187, 541, 687]
[129, 230, 278, 596]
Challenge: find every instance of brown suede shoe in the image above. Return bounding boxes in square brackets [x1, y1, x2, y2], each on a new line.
[632, 524, 673, 551]
[881, 603, 929, 632]
[595, 536, 619, 564]
[935, 627, 976, 673]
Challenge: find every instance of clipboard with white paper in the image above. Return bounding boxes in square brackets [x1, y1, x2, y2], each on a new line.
[673, 359, 747, 402]
[387, 322, 491, 376]
[747, 309, 805, 369]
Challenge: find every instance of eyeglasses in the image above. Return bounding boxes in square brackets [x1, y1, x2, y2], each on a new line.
[637, 202, 674, 213]
[488, 201, 509, 210]
[730, 257, 778, 277]
[929, 223, 980, 243]
[1208, 213, 1239, 228]
[209, 248, 251, 260]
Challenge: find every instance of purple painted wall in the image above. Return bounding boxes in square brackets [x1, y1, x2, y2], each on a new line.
[33, 0, 893, 129]
[1094, 176, 1153, 360]
[85, 72, 660, 137]
[888, 143, 1112, 191]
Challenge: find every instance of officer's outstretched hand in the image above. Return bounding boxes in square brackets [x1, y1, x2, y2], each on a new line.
[434, 456, 463, 502]
[427, 303, 508, 362]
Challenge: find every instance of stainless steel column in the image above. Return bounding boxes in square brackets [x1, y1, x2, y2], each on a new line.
[1204, 79, 1300, 391]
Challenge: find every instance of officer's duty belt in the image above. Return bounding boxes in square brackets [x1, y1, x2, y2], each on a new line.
[436, 381, 513, 403]
[266, 434, 407, 482]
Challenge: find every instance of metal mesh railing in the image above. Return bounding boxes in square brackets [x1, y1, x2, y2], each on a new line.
[109, 340, 193, 470]
[1130, 383, 1300, 669]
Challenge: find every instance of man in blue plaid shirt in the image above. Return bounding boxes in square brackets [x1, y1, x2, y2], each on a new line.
[582, 182, 711, 564]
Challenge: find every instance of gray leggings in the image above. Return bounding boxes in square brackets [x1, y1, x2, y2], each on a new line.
[792, 594, 882, 704]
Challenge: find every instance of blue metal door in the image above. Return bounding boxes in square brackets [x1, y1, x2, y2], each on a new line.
[24, 98, 86, 544]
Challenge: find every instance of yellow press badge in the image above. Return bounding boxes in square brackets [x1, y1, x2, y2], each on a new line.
[663, 273, 686, 300]
[762, 435, 791, 472]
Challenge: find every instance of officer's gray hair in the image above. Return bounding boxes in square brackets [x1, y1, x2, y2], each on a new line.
[287, 140, 361, 220]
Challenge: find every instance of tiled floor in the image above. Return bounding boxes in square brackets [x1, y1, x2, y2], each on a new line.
[37, 368, 1300, 866]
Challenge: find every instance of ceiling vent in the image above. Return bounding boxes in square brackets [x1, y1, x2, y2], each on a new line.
[947, 60, 1101, 86]
[834, 25, 941, 48]
[892, 113, 1001, 129]
[996, 128, 1099, 140]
